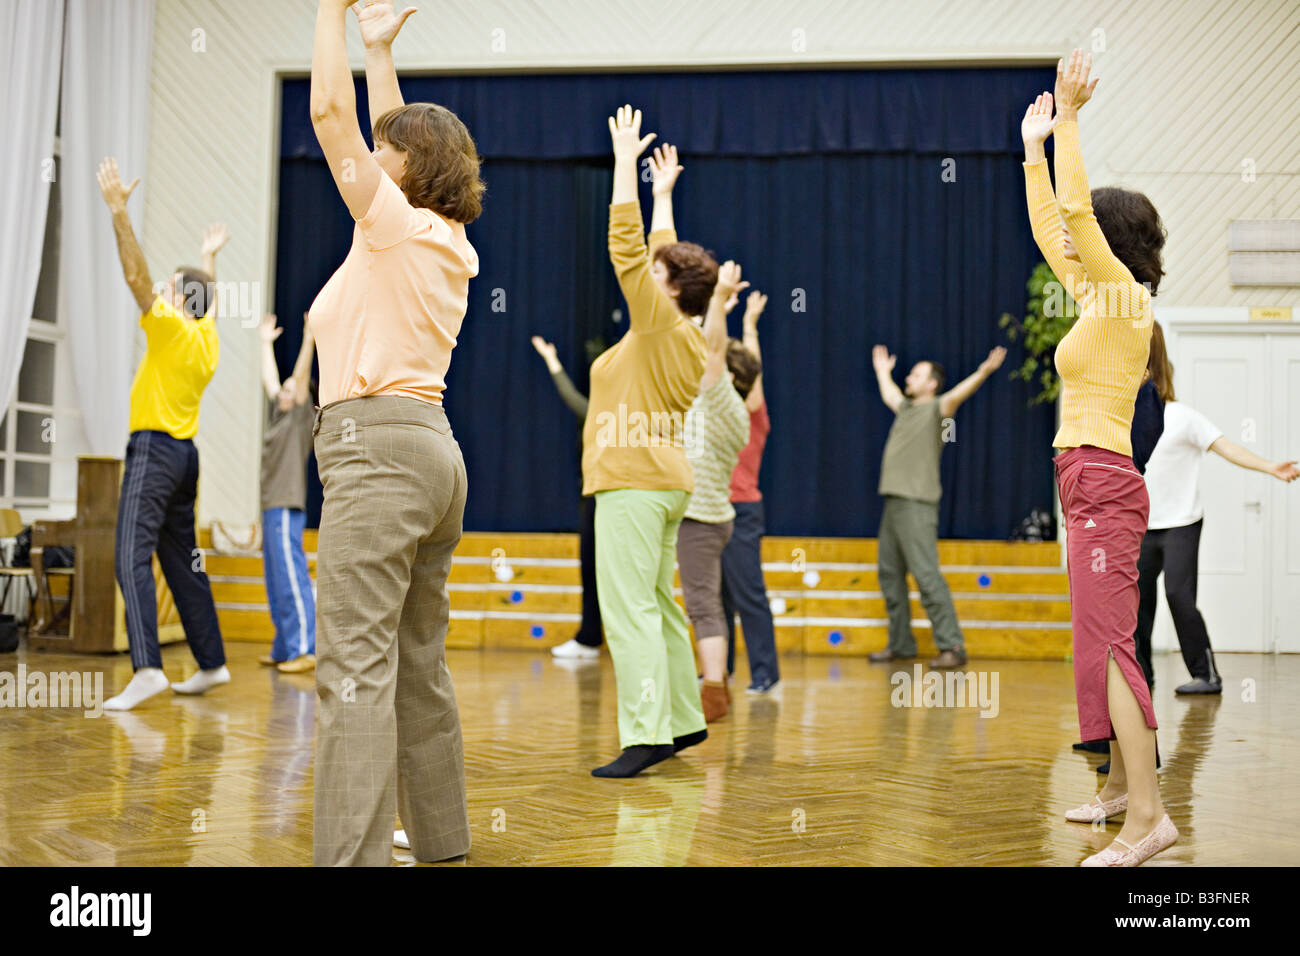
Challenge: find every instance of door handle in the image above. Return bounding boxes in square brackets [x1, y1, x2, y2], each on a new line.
[1244, 501, 1262, 512]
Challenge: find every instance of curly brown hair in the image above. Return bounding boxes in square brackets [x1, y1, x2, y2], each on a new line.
[652, 241, 718, 317]
[726, 339, 762, 399]
[373, 103, 485, 224]
[1092, 187, 1166, 294]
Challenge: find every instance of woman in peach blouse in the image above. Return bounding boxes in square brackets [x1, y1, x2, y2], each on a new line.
[307, 0, 483, 867]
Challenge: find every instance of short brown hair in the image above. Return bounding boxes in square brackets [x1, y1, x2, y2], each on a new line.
[373, 103, 485, 224]
[925, 361, 946, 393]
[175, 267, 214, 319]
[1092, 187, 1166, 294]
[726, 339, 762, 399]
[652, 241, 718, 317]
[1148, 319, 1175, 402]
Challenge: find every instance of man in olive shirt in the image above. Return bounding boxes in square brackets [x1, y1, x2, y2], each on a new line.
[258, 313, 318, 672]
[869, 345, 1006, 667]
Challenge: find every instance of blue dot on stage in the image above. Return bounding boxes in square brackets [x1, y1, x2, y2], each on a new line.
[978, 574, 991, 588]
[511, 590, 524, 603]
[530, 625, 544, 639]
[828, 630, 843, 645]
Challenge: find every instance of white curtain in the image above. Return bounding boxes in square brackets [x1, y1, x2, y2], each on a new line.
[0, 0, 65, 411]
[58, 0, 155, 454]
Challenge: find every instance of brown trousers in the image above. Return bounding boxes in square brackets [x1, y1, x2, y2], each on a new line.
[312, 395, 469, 866]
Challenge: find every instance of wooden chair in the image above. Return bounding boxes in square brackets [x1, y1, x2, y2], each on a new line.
[0, 508, 36, 620]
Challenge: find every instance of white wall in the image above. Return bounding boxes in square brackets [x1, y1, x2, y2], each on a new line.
[140, 0, 1300, 523]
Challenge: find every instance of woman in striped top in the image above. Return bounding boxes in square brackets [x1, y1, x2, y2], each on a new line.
[1022, 50, 1176, 867]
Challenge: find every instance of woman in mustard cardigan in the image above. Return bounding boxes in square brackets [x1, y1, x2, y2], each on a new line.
[1021, 50, 1176, 867]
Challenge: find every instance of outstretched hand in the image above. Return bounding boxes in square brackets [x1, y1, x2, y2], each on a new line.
[648, 144, 683, 196]
[1271, 460, 1300, 483]
[259, 313, 283, 344]
[352, 0, 417, 49]
[713, 261, 750, 302]
[743, 291, 768, 324]
[980, 346, 1008, 374]
[1055, 48, 1099, 116]
[96, 158, 139, 211]
[201, 222, 230, 257]
[608, 104, 657, 161]
[872, 345, 896, 375]
[1021, 92, 1057, 145]
[530, 335, 561, 369]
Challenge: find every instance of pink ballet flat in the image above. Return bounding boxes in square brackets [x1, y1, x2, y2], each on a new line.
[1081, 814, 1178, 867]
[1065, 792, 1128, 823]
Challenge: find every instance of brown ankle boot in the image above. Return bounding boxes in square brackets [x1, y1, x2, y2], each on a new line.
[701, 681, 729, 722]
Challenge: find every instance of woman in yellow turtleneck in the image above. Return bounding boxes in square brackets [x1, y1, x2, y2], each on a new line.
[1021, 50, 1176, 867]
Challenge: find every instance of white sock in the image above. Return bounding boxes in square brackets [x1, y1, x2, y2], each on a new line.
[170, 665, 231, 696]
[103, 668, 170, 711]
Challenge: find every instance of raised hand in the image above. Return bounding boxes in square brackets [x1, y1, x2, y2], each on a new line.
[1021, 92, 1057, 145]
[352, 0, 417, 49]
[1271, 460, 1300, 483]
[96, 158, 139, 211]
[648, 144, 683, 196]
[1055, 48, 1099, 116]
[259, 313, 284, 344]
[713, 261, 749, 302]
[743, 290, 769, 324]
[201, 222, 230, 257]
[980, 346, 1008, 374]
[607, 104, 656, 162]
[872, 344, 896, 374]
[530, 335, 561, 371]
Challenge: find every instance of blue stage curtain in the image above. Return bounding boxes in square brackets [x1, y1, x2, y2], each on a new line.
[274, 66, 1057, 538]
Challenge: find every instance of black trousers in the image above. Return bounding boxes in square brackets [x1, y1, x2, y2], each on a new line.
[1134, 519, 1219, 685]
[114, 430, 225, 671]
[574, 494, 603, 646]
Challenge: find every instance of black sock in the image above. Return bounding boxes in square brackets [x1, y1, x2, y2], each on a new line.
[591, 744, 674, 778]
[673, 729, 707, 753]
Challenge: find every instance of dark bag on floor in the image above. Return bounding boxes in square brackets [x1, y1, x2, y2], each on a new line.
[0, 614, 18, 653]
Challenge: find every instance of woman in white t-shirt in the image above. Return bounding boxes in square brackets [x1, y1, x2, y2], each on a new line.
[1136, 324, 1298, 694]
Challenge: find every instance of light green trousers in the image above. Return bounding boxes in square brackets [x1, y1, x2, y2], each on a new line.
[594, 489, 706, 748]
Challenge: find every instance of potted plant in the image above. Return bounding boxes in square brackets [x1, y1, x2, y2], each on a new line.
[998, 261, 1078, 405]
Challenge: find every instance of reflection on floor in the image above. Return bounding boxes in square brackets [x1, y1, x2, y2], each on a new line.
[0, 642, 1291, 865]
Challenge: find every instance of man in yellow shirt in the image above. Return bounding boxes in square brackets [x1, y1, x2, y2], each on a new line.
[95, 158, 230, 711]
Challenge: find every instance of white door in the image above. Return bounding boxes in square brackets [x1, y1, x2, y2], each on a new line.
[1171, 333, 1269, 652]
[1270, 334, 1300, 653]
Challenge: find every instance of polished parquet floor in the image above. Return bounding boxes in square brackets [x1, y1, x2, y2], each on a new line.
[1, 642, 1295, 866]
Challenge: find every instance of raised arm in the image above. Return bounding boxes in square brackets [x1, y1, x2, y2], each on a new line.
[311, 0, 385, 220]
[1053, 50, 1147, 313]
[1208, 438, 1299, 483]
[648, 144, 681, 237]
[290, 314, 316, 405]
[354, 0, 415, 124]
[608, 105, 685, 335]
[531, 335, 588, 419]
[96, 158, 153, 312]
[872, 345, 904, 413]
[259, 314, 285, 402]
[1021, 92, 1086, 296]
[939, 346, 1007, 418]
[741, 291, 768, 411]
[702, 262, 748, 390]
[200, 223, 229, 280]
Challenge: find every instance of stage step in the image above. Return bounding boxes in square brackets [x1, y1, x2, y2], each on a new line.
[203, 530, 1070, 660]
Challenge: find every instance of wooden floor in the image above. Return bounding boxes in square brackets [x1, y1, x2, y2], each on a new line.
[1, 641, 1294, 866]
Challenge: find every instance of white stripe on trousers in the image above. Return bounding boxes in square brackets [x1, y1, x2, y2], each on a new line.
[123, 432, 153, 667]
[278, 509, 309, 658]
